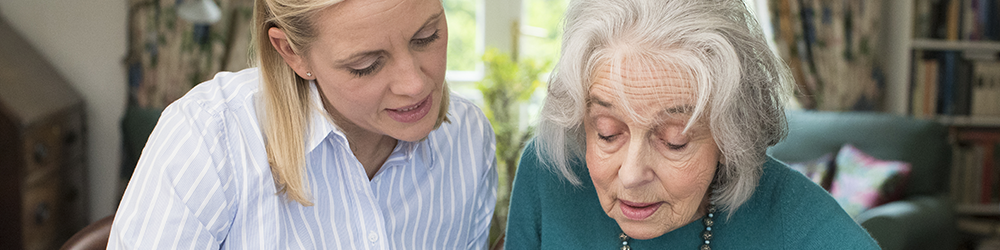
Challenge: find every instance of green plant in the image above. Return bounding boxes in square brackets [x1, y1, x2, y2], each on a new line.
[477, 47, 549, 246]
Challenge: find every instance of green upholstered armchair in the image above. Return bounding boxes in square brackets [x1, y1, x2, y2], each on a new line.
[768, 110, 957, 250]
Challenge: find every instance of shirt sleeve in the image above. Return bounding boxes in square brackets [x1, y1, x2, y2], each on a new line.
[503, 141, 543, 250]
[467, 107, 498, 250]
[108, 99, 236, 249]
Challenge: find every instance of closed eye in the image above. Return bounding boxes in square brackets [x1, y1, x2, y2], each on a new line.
[349, 57, 384, 77]
[597, 133, 619, 142]
[411, 29, 440, 47]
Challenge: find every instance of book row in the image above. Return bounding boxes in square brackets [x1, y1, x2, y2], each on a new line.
[910, 51, 1000, 117]
[915, 0, 1000, 41]
[950, 130, 1000, 205]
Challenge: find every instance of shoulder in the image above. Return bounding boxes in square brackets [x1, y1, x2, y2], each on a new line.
[728, 156, 878, 249]
[149, 67, 267, 185]
[443, 94, 492, 133]
[422, 94, 495, 172]
[513, 140, 590, 202]
[156, 68, 264, 150]
[751, 157, 850, 224]
[429, 93, 494, 149]
[167, 68, 262, 117]
[515, 141, 561, 183]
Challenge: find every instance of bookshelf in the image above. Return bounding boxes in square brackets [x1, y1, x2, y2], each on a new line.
[936, 115, 1000, 127]
[911, 39, 1000, 51]
[956, 203, 1000, 216]
[896, 0, 1000, 118]
[884, 0, 1000, 117]
[885, 0, 1000, 248]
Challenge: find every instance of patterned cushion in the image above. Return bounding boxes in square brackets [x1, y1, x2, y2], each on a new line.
[787, 153, 836, 191]
[830, 144, 912, 218]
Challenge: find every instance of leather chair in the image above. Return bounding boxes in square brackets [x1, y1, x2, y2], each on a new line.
[60, 215, 114, 250]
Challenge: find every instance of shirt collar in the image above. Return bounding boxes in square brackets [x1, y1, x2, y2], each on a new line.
[303, 81, 430, 169]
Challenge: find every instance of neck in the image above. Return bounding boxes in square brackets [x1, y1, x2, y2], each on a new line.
[321, 94, 396, 180]
[343, 127, 396, 180]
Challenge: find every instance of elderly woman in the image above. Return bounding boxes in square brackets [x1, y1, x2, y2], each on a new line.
[109, 0, 496, 249]
[505, 0, 878, 249]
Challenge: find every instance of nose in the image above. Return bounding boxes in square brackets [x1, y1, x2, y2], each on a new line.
[619, 137, 655, 189]
[389, 53, 427, 98]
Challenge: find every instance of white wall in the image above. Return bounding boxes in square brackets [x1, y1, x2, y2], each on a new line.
[0, 1, 127, 222]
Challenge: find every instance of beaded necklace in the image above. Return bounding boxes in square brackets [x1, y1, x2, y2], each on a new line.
[618, 194, 716, 250]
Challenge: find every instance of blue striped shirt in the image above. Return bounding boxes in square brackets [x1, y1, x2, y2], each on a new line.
[109, 68, 497, 249]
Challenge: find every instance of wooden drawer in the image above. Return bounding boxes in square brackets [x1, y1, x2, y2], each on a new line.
[23, 118, 64, 187]
[20, 177, 63, 250]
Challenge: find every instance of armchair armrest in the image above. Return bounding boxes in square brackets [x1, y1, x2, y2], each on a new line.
[856, 195, 957, 250]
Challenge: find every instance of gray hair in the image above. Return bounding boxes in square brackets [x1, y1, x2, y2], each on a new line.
[535, 0, 793, 213]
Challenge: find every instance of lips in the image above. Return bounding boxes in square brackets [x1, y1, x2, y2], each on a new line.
[385, 94, 433, 123]
[619, 200, 662, 220]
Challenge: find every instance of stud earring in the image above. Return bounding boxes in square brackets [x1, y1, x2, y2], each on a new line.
[306, 72, 312, 77]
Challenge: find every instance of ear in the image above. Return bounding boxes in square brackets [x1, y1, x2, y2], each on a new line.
[268, 27, 314, 80]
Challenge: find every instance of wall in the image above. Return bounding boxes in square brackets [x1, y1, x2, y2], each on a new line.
[0, 1, 127, 222]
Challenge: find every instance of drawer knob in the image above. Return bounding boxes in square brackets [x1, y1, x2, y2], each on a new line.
[34, 202, 50, 225]
[33, 143, 48, 163]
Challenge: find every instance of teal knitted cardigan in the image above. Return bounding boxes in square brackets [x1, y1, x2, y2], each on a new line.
[504, 143, 880, 249]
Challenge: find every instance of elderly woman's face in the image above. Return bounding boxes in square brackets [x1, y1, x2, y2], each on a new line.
[306, 0, 447, 141]
[584, 62, 720, 240]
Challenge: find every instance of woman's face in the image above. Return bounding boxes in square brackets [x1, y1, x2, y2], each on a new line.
[305, 0, 447, 142]
[584, 62, 720, 240]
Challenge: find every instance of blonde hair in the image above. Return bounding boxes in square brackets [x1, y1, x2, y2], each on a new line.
[535, 0, 793, 214]
[251, 0, 451, 206]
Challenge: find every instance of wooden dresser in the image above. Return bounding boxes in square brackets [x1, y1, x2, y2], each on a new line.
[0, 16, 90, 250]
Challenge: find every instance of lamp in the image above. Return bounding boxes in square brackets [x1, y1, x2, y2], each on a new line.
[177, 0, 222, 24]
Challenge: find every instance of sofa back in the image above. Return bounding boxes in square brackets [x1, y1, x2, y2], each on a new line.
[768, 110, 952, 197]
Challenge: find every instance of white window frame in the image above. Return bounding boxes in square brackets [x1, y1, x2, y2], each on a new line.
[445, 0, 522, 86]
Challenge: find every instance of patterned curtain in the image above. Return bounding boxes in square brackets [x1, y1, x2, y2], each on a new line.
[125, 0, 254, 109]
[767, 0, 884, 111]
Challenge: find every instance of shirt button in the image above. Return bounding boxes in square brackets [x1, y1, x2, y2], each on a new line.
[368, 231, 379, 242]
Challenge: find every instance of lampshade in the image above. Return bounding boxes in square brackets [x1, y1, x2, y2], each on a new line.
[177, 0, 222, 24]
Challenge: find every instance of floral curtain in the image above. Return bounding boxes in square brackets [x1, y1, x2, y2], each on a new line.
[126, 0, 254, 109]
[767, 0, 884, 111]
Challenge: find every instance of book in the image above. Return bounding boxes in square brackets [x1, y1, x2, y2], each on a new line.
[953, 130, 1000, 204]
[947, 0, 962, 40]
[937, 52, 958, 115]
[956, 217, 1000, 236]
[952, 143, 969, 202]
[911, 51, 927, 116]
[972, 61, 1000, 116]
[924, 60, 941, 116]
[963, 0, 976, 40]
[914, 0, 935, 39]
[932, 0, 953, 39]
[967, 145, 983, 204]
[953, 57, 973, 115]
[990, 0, 1000, 40]
[981, 141, 996, 203]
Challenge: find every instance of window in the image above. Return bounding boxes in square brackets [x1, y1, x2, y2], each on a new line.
[443, 0, 478, 73]
[443, 0, 481, 85]
[519, 0, 569, 70]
